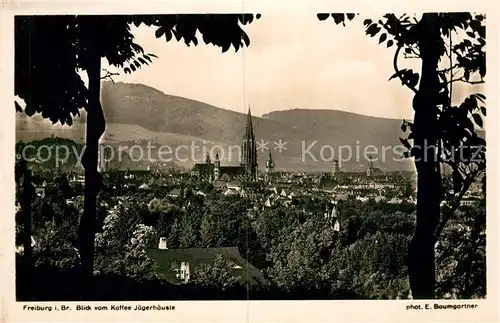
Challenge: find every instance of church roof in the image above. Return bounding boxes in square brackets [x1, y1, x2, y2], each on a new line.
[219, 165, 245, 176]
[192, 163, 214, 171]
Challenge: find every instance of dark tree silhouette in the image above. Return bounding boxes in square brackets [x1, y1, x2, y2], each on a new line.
[317, 12, 486, 298]
[15, 14, 261, 279]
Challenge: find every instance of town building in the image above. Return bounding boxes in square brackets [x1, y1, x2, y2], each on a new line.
[265, 151, 275, 180]
[146, 242, 266, 286]
[192, 107, 258, 182]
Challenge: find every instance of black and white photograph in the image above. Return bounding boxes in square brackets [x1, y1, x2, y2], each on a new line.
[2, 3, 497, 322]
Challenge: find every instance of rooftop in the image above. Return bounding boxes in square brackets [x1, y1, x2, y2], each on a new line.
[146, 247, 266, 286]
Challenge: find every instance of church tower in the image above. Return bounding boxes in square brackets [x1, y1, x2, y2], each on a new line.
[214, 153, 221, 181]
[366, 154, 374, 177]
[265, 151, 275, 180]
[332, 159, 340, 176]
[205, 152, 213, 182]
[241, 106, 258, 181]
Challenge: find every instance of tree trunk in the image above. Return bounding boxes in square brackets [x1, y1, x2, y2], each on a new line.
[78, 51, 106, 281]
[408, 13, 443, 299]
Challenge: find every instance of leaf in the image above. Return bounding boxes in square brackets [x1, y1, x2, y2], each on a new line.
[317, 13, 330, 21]
[363, 19, 372, 26]
[331, 14, 345, 25]
[366, 23, 380, 37]
[379, 33, 387, 44]
[472, 113, 483, 128]
[130, 64, 136, 72]
[124, 67, 131, 74]
[155, 26, 165, 39]
[242, 33, 250, 47]
[148, 53, 158, 58]
[464, 118, 475, 133]
[461, 96, 477, 112]
[480, 106, 486, 116]
[387, 39, 394, 48]
[399, 137, 412, 149]
[478, 26, 486, 38]
[346, 13, 356, 20]
[221, 41, 230, 53]
[407, 72, 419, 88]
[474, 93, 486, 102]
[464, 69, 470, 81]
[389, 69, 405, 81]
[15, 101, 23, 112]
[401, 121, 407, 132]
[466, 31, 475, 38]
[239, 14, 253, 25]
[479, 61, 486, 78]
[165, 30, 173, 42]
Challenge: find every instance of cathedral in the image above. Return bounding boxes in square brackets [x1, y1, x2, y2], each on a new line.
[192, 107, 258, 182]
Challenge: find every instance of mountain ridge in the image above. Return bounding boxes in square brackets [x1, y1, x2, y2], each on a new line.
[16, 81, 425, 172]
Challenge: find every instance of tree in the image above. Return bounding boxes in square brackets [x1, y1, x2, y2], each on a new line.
[178, 213, 197, 248]
[167, 218, 181, 248]
[94, 206, 158, 280]
[15, 154, 33, 268]
[435, 199, 486, 298]
[317, 12, 486, 298]
[15, 14, 261, 278]
[192, 254, 242, 291]
[198, 212, 216, 248]
[266, 216, 338, 293]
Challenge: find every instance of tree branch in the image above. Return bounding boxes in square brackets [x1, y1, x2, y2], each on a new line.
[403, 53, 421, 59]
[438, 64, 459, 73]
[394, 45, 418, 94]
[449, 34, 453, 106]
[448, 77, 485, 85]
[434, 168, 482, 243]
[100, 69, 120, 83]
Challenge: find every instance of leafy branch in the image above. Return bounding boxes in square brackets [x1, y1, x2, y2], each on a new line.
[391, 45, 419, 94]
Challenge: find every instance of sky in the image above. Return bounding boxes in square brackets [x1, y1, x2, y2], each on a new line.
[103, 12, 481, 119]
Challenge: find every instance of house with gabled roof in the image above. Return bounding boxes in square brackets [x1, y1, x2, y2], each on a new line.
[146, 243, 266, 286]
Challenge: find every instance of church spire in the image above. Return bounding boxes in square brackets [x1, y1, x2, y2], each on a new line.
[245, 106, 255, 140]
[241, 105, 257, 181]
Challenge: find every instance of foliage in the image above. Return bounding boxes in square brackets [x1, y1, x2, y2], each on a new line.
[317, 12, 486, 298]
[32, 221, 81, 269]
[94, 202, 159, 280]
[17, 166, 486, 299]
[436, 200, 486, 298]
[15, 12, 486, 299]
[192, 254, 242, 291]
[15, 14, 260, 124]
[15, 137, 84, 171]
[317, 12, 486, 234]
[15, 13, 261, 278]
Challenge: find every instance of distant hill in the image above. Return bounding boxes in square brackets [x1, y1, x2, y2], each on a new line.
[100, 82, 294, 145]
[16, 81, 429, 172]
